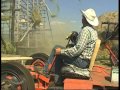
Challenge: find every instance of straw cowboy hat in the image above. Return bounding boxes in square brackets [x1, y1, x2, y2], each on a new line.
[81, 8, 99, 26]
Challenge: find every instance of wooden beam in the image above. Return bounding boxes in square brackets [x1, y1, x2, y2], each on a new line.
[1, 57, 33, 61]
[89, 39, 101, 71]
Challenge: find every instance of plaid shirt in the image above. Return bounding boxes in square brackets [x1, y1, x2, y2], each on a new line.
[61, 26, 98, 59]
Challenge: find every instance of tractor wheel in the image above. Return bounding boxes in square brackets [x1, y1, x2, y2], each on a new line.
[25, 53, 48, 68]
[1, 62, 35, 90]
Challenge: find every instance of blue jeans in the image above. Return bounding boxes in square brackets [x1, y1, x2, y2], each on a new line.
[44, 45, 90, 83]
[43, 45, 65, 73]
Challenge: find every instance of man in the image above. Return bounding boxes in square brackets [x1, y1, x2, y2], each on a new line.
[42, 8, 99, 85]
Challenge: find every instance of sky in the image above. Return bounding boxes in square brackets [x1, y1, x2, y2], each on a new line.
[57, 0, 118, 20]
[46, 0, 118, 31]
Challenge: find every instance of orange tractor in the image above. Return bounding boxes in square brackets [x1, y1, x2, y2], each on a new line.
[1, 23, 119, 90]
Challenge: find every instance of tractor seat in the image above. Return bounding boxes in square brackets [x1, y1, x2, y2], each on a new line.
[61, 64, 90, 79]
[61, 39, 101, 79]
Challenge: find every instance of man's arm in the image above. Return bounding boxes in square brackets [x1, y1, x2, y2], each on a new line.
[60, 28, 90, 57]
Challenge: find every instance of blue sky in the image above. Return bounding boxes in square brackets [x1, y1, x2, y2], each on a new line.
[46, 0, 118, 29]
[47, 0, 118, 20]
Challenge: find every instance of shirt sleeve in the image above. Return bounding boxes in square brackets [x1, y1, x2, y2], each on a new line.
[61, 28, 90, 57]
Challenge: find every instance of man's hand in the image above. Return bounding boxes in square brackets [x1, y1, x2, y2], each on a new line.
[56, 48, 61, 55]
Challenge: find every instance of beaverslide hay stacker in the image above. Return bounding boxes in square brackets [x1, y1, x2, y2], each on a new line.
[1, 23, 119, 90]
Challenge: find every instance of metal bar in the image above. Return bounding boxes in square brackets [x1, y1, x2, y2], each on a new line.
[21, 0, 27, 5]
[46, 6, 53, 41]
[105, 23, 110, 39]
[1, 9, 20, 12]
[102, 22, 118, 24]
[101, 24, 118, 43]
[1, 9, 12, 12]
[20, 4, 27, 10]
[42, 0, 53, 16]
[21, 9, 27, 15]
[19, 23, 34, 42]
[1, 0, 10, 3]
[105, 44, 118, 66]
[30, 29, 51, 31]
[11, 0, 15, 45]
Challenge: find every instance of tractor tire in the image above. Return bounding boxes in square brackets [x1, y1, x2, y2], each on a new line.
[1, 62, 35, 90]
[25, 53, 48, 67]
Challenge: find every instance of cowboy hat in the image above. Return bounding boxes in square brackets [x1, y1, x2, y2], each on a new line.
[81, 8, 99, 26]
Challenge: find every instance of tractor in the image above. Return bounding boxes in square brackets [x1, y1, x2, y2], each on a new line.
[1, 23, 119, 90]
